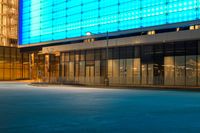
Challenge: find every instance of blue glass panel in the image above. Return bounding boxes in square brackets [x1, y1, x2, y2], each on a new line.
[19, 0, 200, 45]
[53, 32, 67, 40]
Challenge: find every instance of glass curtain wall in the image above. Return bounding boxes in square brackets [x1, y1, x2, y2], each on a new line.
[141, 45, 154, 85]
[0, 46, 29, 80]
[58, 40, 200, 87]
[164, 56, 175, 86]
[0, 0, 29, 80]
[30, 53, 60, 82]
[164, 43, 175, 85]
[185, 42, 198, 86]
[20, 0, 200, 45]
[0, 0, 18, 47]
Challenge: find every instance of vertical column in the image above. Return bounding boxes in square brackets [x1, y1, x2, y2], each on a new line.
[45, 54, 50, 82]
[29, 53, 34, 80]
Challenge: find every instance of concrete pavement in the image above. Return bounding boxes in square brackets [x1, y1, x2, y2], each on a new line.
[0, 82, 200, 133]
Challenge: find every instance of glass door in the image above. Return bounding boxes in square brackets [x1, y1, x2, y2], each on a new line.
[86, 66, 94, 84]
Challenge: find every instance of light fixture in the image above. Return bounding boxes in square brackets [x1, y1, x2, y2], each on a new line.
[189, 26, 195, 30]
[86, 32, 92, 36]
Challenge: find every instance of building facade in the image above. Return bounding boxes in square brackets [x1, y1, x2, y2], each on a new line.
[19, 0, 200, 87]
[0, 0, 29, 80]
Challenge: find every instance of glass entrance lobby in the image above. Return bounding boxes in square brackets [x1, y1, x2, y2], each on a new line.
[58, 40, 200, 87]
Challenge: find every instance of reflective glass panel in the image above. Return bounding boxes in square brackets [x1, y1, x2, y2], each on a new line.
[20, 0, 200, 45]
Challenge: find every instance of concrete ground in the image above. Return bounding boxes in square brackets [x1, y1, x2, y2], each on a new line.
[0, 82, 200, 133]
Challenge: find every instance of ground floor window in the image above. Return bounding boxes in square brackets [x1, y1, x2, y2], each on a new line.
[0, 47, 29, 80]
[30, 40, 200, 87]
[164, 56, 175, 86]
[57, 40, 200, 86]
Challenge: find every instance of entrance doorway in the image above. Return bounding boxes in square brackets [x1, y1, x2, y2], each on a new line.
[86, 66, 94, 84]
[86, 66, 94, 77]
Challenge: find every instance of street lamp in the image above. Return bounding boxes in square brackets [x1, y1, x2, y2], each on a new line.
[105, 31, 109, 86]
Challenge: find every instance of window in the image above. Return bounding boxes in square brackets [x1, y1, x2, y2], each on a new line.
[175, 56, 185, 86]
[186, 56, 197, 86]
[20, 0, 200, 45]
[164, 56, 175, 86]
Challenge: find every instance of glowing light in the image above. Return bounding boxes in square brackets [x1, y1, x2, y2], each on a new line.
[86, 32, 92, 36]
[19, 0, 200, 45]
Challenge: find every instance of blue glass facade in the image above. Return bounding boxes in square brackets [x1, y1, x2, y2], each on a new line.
[19, 0, 200, 45]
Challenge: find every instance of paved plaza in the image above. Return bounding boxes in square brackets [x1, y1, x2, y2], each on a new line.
[0, 82, 200, 133]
